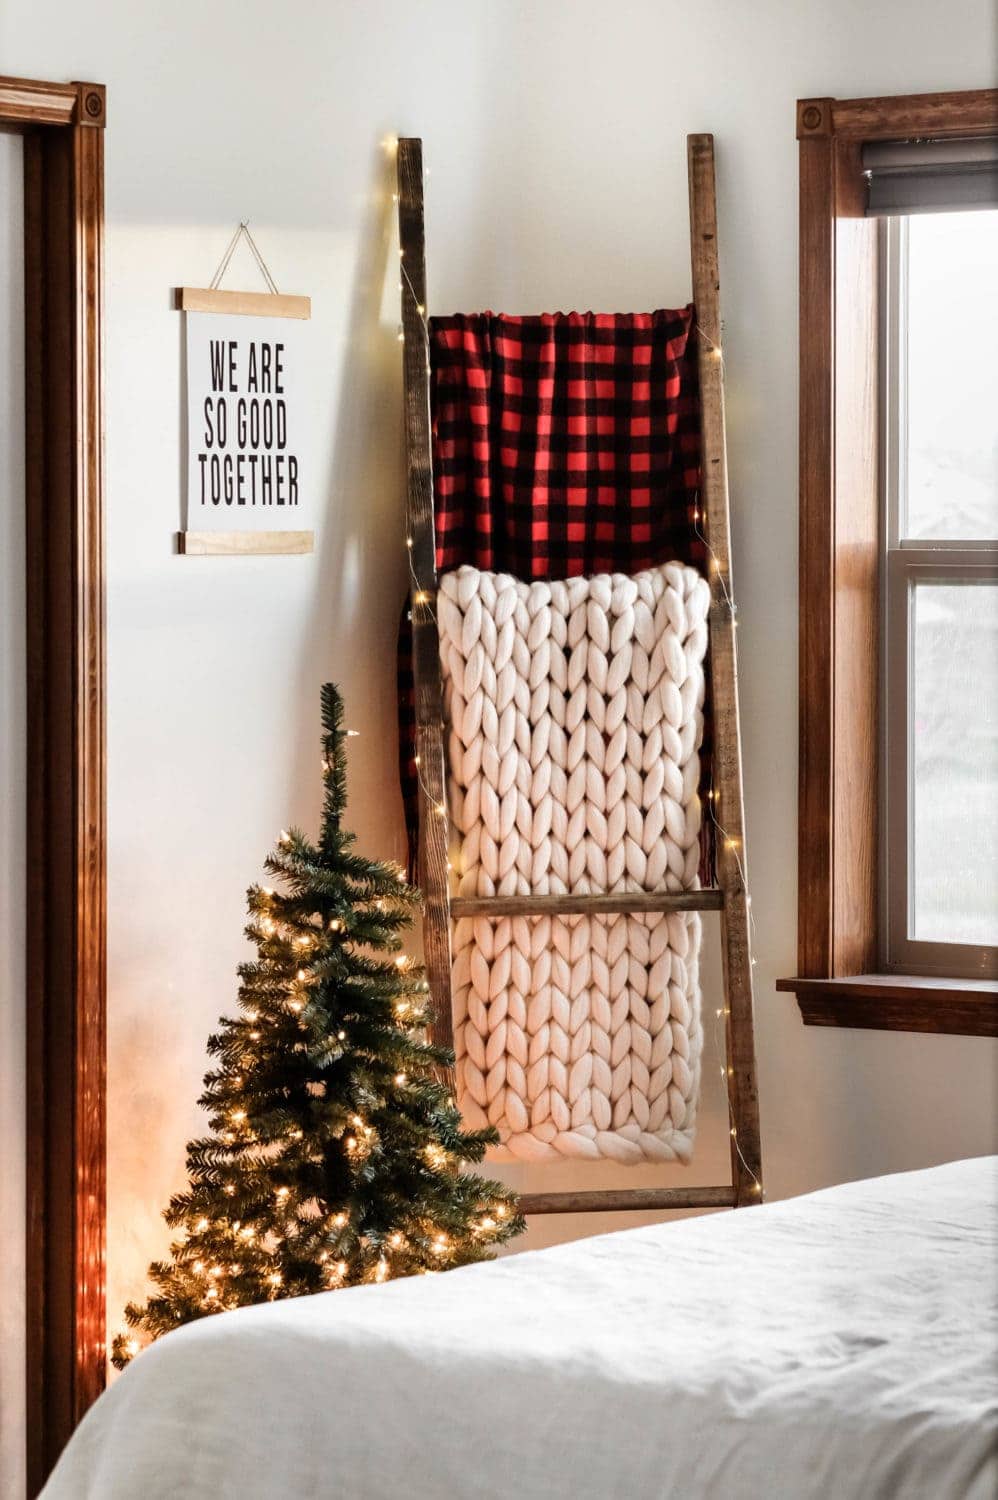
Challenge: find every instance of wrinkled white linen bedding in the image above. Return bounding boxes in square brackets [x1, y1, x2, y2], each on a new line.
[44, 1157, 997, 1499]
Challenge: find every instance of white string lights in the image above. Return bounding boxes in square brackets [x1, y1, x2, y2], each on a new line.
[694, 319, 724, 363]
[691, 474, 762, 1199]
[689, 492, 757, 942]
[393, 156, 457, 869]
[707, 978, 762, 1197]
[398, 254, 429, 342]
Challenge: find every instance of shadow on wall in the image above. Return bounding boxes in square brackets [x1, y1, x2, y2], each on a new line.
[293, 138, 408, 861]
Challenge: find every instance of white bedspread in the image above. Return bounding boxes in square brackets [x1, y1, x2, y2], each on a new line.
[45, 1157, 998, 1499]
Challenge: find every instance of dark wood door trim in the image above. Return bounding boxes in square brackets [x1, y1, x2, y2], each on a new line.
[1, 75, 107, 1496]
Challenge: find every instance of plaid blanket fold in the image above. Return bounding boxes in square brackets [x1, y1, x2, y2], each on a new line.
[398, 306, 715, 885]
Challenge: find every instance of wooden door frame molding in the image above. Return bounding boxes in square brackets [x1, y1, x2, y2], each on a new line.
[780, 88, 998, 1033]
[0, 74, 107, 1494]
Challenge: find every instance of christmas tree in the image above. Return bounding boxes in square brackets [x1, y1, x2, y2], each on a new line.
[112, 683, 523, 1368]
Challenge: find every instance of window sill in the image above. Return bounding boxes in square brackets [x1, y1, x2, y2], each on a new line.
[775, 973, 998, 1037]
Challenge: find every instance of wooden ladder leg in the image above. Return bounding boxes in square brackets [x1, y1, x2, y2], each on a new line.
[688, 134, 764, 1205]
[397, 137, 455, 1056]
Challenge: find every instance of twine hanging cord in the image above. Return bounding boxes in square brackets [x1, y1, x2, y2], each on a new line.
[209, 222, 280, 294]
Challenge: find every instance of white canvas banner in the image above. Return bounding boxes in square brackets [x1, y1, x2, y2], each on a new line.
[185, 312, 309, 531]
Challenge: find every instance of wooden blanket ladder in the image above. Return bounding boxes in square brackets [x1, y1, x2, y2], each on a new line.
[398, 133, 762, 1216]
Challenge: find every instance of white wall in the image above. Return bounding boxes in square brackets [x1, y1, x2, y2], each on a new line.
[0, 133, 26, 1500]
[1, 3, 996, 1491]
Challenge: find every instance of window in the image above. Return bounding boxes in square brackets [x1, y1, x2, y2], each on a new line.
[780, 89, 998, 1036]
[881, 212, 998, 978]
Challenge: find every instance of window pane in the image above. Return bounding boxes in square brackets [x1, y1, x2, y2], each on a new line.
[911, 579, 998, 945]
[905, 211, 998, 540]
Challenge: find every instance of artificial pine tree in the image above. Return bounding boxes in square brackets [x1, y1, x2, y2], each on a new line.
[112, 683, 523, 1368]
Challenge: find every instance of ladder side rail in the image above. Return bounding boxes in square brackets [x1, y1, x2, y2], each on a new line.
[687, 134, 764, 1204]
[397, 137, 455, 1053]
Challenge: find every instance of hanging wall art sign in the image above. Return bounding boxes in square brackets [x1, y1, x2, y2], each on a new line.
[176, 225, 313, 556]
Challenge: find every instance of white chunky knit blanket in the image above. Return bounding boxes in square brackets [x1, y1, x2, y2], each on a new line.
[438, 563, 711, 1164]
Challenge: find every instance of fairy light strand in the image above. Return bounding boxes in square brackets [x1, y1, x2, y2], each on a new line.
[394, 159, 454, 875]
[691, 492, 738, 625]
[694, 320, 724, 363]
[708, 993, 763, 1197]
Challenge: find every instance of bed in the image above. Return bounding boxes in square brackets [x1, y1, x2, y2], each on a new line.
[44, 1157, 997, 1499]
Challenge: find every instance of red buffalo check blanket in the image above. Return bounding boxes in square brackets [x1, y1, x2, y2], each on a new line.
[398, 307, 714, 883]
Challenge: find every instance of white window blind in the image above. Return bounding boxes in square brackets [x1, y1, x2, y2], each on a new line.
[864, 136, 998, 216]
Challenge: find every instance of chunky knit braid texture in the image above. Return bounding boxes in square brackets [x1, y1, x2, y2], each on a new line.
[438, 563, 711, 1164]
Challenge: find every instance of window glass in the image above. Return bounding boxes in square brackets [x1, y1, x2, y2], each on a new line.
[904, 211, 998, 541]
[910, 578, 998, 945]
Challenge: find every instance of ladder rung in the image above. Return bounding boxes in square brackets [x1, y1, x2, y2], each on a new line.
[449, 890, 725, 919]
[518, 1185, 737, 1215]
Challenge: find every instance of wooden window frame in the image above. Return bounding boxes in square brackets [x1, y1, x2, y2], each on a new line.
[0, 75, 108, 1495]
[776, 89, 998, 1038]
